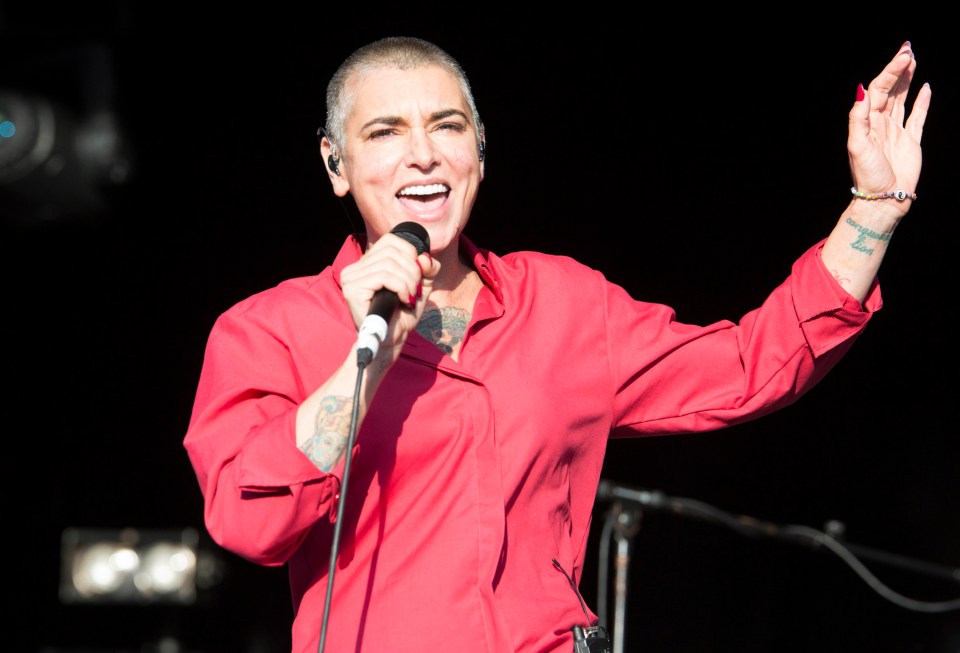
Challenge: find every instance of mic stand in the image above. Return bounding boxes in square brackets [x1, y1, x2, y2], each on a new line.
[600, 480, 960, 586]
[595, 478, 960, 635]
[597, 501, 643, 653]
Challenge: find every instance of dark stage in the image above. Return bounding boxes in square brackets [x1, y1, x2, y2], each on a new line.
[4, 7, 958, 653]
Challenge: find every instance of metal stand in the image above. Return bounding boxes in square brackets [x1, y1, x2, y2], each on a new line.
[597, 501, 643, 653]
[594, 479, 960, 652]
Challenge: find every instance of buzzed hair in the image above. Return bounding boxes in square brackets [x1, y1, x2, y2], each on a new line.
[324, 36, 483, 156]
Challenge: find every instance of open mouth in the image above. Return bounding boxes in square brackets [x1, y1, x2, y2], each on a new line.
[398, 183, 449, 199]
[397, 183, 450, 212]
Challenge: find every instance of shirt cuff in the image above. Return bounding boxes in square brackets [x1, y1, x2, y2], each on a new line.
[794, 240, 881, 356]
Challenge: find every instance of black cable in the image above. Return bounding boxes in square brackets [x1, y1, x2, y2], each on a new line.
[670, 495, 960, 611]
[777, 523, 960, 613]
[318, 356, 367, 653]
[665, 495, 960, 607]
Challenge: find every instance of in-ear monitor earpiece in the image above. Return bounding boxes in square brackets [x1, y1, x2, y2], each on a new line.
[317, 126, 341, 176]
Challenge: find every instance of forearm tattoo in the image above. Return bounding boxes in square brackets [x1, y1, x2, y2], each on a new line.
[417, 307, 470, 355]
[845, 216, 892, 255]
[300, 395, 352, 472]
[829, 269, 852, 287]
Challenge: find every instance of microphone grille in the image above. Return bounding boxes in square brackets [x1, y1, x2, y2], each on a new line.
[391, 221, 430, 255]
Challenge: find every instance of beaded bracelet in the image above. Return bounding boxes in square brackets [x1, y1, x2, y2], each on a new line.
[851, 187, 917, 201]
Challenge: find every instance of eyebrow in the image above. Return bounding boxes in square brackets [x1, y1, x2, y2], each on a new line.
[360, 108, 471, 131]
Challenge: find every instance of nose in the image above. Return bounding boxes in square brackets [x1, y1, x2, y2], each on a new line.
[405, 129, 439, 170]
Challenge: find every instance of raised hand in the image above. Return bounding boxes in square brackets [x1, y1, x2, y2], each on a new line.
[846, 41, 931, 219]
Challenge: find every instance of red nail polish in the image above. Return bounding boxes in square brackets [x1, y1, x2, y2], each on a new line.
[856, 83, 865, 102]
[408, 293, 416, 305]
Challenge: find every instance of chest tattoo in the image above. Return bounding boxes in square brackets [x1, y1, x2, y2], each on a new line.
[417, 306, 471, 355]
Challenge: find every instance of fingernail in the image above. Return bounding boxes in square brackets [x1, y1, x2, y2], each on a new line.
[901, 40, 911, 50]
[856, 83, 865, 102]
[408, 293, 417, 305]
[416, 282, 422, 299]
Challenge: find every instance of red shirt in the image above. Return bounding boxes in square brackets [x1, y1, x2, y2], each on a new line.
[184, 234, 878, 652]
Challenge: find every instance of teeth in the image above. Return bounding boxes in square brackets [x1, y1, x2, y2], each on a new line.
[399, 184, 448, 196]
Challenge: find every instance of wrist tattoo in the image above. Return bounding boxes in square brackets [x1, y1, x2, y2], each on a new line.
[845, 216, 892, 255]
[829, 269, 851, 288]
[417, 307, 470, 355]
[300, 395, 352, 472]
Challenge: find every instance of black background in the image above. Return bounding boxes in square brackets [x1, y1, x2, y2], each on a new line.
[4, 6, 959, 653]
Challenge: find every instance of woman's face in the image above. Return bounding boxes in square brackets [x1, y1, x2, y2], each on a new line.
[329, 64, 484, 255]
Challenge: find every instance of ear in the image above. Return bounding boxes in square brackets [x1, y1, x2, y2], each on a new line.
[478, 124, 486, 181]
[319, 132, 350, 197]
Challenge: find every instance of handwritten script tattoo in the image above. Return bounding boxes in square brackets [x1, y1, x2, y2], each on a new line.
[845, 216, 892, 255]
[300, 395, 352, 472]
[417, 307, 470, 355]
[829, 269, 852, 288]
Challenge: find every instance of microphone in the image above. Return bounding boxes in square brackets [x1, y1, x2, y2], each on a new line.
[596, 479, 667, 509]
[356, 221, 430, 366]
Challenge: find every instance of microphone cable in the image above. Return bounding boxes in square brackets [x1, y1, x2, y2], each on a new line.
[318, 222, 429, 651]
[318, 353, 368, 653]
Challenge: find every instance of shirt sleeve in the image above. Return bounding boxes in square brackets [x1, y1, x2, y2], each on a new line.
[610, 239, 880, 436]
[183, 300, 346, 566]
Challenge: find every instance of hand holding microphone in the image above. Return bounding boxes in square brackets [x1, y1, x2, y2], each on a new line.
[345, 222, 433, 366]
